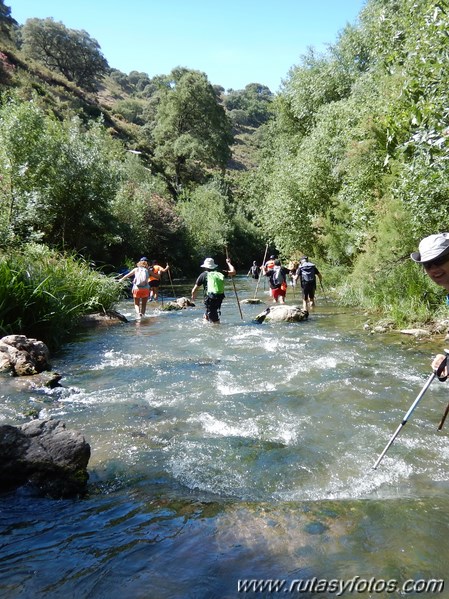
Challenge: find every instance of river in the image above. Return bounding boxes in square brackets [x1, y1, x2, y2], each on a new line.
[1, 276, 449, 598]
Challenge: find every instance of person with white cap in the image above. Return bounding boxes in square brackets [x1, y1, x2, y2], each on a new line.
[411, 232, 449, 375]
[191, 257, 236, 323]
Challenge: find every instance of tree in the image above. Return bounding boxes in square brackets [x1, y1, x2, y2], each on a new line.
[0, 96, 123, 257]
[176, 180, 232, 259]
[21, 18, 108, 91]
[223, 83, 274, 127]
[0, 0, 17, 42]
[145, 68, 233, 194]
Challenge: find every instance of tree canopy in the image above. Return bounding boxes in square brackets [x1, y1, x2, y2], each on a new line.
[21, 17, 108, 91]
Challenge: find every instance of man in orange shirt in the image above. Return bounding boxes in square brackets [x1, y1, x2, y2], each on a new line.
[149, 259, 169, 301]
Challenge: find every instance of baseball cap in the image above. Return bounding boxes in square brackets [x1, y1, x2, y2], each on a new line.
[410, 233, 449, 263]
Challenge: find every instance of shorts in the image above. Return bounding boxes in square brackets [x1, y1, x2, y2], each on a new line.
[301, 282, 316, 301]
[149, 280, 160, 288]
[272, 287, 286, 301]
[204, 294, 224, 322]
[133, 287, 150, 298]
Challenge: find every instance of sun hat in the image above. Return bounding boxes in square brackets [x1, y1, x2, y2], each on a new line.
[410, 233, 449, 263]
[201, 257, 218, 269]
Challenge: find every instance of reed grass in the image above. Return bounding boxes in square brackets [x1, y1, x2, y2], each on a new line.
[0, 244, 123, 349]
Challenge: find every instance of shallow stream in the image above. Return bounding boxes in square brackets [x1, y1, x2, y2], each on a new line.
[1, 277, 449, 598]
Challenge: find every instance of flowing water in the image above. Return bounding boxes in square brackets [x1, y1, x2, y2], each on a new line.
[1, 277, 449, 598]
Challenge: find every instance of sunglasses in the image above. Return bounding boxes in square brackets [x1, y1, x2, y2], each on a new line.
[422, 254, 449, 269]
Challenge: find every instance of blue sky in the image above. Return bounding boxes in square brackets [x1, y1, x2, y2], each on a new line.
[9, 0, 367, 92]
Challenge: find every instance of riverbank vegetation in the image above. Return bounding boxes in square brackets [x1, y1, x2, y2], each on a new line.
[0, 244, 122, 348]
[1, 0, 449, 345]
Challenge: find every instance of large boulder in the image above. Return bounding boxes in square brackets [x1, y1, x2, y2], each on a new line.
[0, 419, 90, 498]
[0, 335, 51, 375]
[254, 305, 309, 324]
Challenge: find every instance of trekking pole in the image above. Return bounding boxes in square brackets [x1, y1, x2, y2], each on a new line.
[373, 353, 448, 469]
[167, 267, 177, 299]
[320, 280, 329, 303]
[225, 245, 243, 320]
[254, 243, 269, 299]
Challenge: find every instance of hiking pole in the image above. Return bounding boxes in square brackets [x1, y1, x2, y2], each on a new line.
[436, 350, 449, 430]
[225, 245, 243, 320]
[254, 243, 269, 299]
[373, 353, 448, 469]
[320, 281, 329, 303]
[167, 267, 177, 299]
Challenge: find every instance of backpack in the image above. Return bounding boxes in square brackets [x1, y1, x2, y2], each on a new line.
[300, 263, 315, 283]
[134, 266, 149, 287]
[207, 271, 225, 295]
[272, 266, 286, 287]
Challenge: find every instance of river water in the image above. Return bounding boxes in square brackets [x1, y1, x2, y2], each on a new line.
[1, 277, 449, 598]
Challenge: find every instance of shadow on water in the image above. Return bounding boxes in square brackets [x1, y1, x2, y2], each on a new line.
[1, 276, 449, 597]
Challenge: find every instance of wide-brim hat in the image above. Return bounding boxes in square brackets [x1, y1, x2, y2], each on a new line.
[410, 233, 449, 263]
[201, 257, 218, 269]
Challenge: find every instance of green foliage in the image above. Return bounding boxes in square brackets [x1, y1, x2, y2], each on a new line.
[0, 243, 122, 348]
[110, 155, 187, 266]
[21, 17, 108, 91]
[223, 83, 274, 127]
[0, 96, 123, 258]
[176, 180, 232, 259]
[145, 68, 233, 194]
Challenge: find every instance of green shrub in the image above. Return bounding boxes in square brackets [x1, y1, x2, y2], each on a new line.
[0, 243, 123, 349]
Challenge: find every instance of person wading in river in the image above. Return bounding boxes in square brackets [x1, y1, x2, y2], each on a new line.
[191, 257, 236, 323]
[411, 233, 449, 376]
[293, 256, 323, 311]
[119, 257, 150, 319]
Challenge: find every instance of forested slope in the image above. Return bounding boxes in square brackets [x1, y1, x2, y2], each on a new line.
[1, 0, 449, 328]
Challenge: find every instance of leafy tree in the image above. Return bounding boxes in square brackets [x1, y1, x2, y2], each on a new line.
[0, 96, 123, 258]
[21, 18, 108, 91]
[110, 154, 187, 266]
[176, 180, 232, 259]
[223, 83, 273, 127]
[144, 68, 233, 194]
[0, 0, 17, 42]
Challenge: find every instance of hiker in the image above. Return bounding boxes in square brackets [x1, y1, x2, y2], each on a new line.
[247, 261, 261, 279]
[191, 257, 236, 323]
[149, 259, 169, 302]
[264, 255, 276, 296]
[263, 259, 289, 304]
[293, 256, 322, 311]
[411, 233, 449, 377]
[265, 255, 276, 270]
[119, 257, 150, 319]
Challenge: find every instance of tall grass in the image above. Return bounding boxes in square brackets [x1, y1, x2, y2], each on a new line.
[0, 244, 123, 349]
[338, 256, 447, 328]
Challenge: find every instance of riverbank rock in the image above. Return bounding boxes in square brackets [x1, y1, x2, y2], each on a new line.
[399, 328, 431, 337]
[0, 335, 51, 376]
[161, 297, 196, 311]
[79, 309, 128, 326]
[241, 298, 264, 304]
[254, 305, 309, 324]
[0, 419, 90, 498]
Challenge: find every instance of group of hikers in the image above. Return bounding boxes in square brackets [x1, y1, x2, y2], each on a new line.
[120, 233, 449, 350]
[119, 249, 323, 324]
[248, 255, 322, 311]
